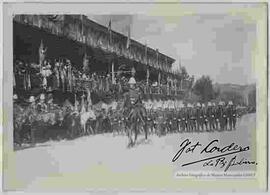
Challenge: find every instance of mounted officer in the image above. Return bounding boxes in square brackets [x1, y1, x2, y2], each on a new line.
[123, 76, 147, 145]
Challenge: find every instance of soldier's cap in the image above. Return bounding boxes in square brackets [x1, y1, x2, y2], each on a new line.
[128, 77, 136, 84]
[212, 102, 216, 106]
[208, 102, 212, 106]
[29, 96, 35, 102]
[40, 94, 45, 100]
[13, 94, 18, 100]
[196, 102, 201, 107]
[228, 101, 233, 105]
[218, 101, 223, 106]
[202, 103, 205, 107]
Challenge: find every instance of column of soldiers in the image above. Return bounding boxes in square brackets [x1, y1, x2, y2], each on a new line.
[143, 100, 238, 135]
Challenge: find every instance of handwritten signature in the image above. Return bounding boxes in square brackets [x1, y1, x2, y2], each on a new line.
[172, 139, 257, 172]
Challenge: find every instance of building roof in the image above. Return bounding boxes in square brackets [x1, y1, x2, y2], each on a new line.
[13, 14, 176, 73]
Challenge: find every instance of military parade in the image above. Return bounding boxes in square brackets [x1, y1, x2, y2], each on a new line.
[13, 15, 252, 148]
[13, 68, 246, 147]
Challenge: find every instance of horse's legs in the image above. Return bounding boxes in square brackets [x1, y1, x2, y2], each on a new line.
[134, 124, 138, 143]
[144, 123, 148, 140]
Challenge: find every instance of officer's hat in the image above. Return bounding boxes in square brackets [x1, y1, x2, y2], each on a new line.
[202, 103, 205, 108]
[40, 93, 45, 100]
[228, 101, 233, 105]
[187, 103, 191, 108]
[196, 102, 201, 107]
[128, 77, 136, 84]
[218, 101, 223, 106]
[29, 96, 35, 103]
[207, 102, 212, 107]
[13, 94, 18, 100]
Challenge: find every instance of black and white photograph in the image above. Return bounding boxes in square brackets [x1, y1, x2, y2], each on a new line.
[2, 1, 267, 192]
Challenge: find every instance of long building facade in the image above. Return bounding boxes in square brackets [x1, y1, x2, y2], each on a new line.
[13, 15, 191, 99]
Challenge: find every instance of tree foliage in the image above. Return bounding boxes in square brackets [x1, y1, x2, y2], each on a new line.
[192, 76, 217, 102]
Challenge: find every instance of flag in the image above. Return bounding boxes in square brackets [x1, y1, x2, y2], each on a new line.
[126, 26, 130, 49]
[156, 49, 159, 69]
[80, 15, 86, 43]
[144, 42, 148, 64]
[108, 19, 112, 44]
[165, 57, 168, 72]
[179, 56, 182, 70]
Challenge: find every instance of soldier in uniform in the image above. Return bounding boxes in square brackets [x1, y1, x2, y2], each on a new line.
[171, 105, 178, 132]
[201, 103, 208, 131]
[186, 103, 192, 132]
[123, 77, 147, 144]
[222, 102, 228, 130]
[156, 103, 166, 136]
[227, 101, 237, 130]
[181, 104, 188, 132]
[195, 102, 203, 131]
[212, 102, 218, 130]
[206, 102, 215, 131]
[216, 101, 226, 131]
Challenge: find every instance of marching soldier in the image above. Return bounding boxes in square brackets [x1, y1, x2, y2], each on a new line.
[215, 102, 223, 130]
[216, 101, 227, 131]
[201, 103, 208, 130]
[186, 103, 194, 132]
[195, 102, 203, 131]
[181, 104, 188, 132]
[222, 102, 228, 130]
[212, 102, 218, 130]
[171, 106, 178, 132]
[227, 101, 237, 130]
[206, 102, 215, 131]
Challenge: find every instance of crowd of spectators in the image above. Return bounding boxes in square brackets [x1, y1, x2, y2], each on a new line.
[13, 57, 187, 104]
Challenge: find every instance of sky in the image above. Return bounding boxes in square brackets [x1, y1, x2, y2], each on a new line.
[87, 4, 260, 85]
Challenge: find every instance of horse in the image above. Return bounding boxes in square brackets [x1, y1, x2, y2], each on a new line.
[120, 94, 148, 147]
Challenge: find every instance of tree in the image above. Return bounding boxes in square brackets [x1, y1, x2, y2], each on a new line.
[180, 66, 188, 80]
[192, 76, 216, 102]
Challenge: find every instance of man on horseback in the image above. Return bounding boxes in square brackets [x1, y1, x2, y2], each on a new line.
[123, 76, 147, 146]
